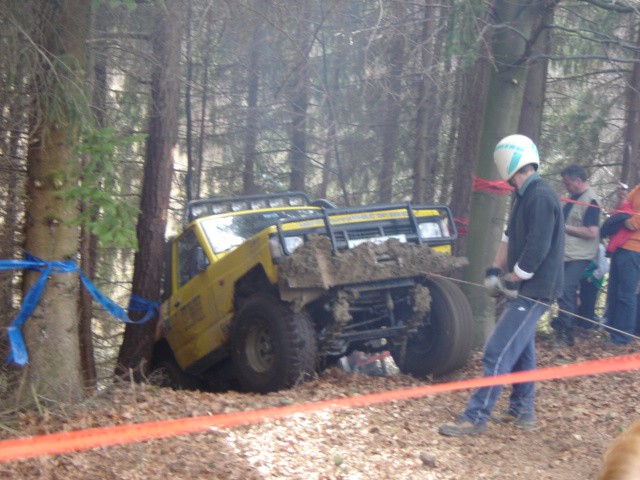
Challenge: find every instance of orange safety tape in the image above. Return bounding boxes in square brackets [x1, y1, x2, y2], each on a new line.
[1, 352, 639, 463]
[473, 176, 630, 214]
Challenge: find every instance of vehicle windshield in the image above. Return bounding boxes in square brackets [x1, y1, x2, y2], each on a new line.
[200, 208, 319, 254]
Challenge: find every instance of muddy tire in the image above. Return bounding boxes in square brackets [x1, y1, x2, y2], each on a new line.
[392, 276, 474, 377]
[231, 293, 317, 393]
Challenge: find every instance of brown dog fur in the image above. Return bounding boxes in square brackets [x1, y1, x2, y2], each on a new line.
[597, 419, 640, 480]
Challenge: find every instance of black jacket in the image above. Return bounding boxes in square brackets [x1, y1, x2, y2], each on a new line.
[505, 175, 565, 301]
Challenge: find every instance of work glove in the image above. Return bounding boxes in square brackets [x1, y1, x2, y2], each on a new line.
[501, 273, 519, 299]
[484, 268, 519, 299]
[484, 268, 504, 297]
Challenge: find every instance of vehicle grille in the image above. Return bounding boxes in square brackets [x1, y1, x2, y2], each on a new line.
[332, 224, 414, 245]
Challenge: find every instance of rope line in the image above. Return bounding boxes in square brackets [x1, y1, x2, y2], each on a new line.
[426, 272, 640, 343]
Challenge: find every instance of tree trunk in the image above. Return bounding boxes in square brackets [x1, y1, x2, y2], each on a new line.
[463, 0, 553, 343]
[319, 30, 350, 205]
[77, 1, 110, 393]
[288, 37, 310, 192]
[243, 19, 262, 195]
[0, 80, 26, 361]
[196, 18, 213, 200]
[449, 20, 492, 256]
[378, 3, 406, 203]
[423, 5, 450, 203]
[621, 20, 640, 188]
[412, 2, 437, 204]
[20, 0, 89, 404]
[116, 0, 183, 379]
[518, 9, 553, 143]
[185, 0, 195, 203]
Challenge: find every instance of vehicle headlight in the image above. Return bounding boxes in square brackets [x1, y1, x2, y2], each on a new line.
[283, 236, 304, 254]
[419, 221, 443, 239]
[269, 235, 304, 263]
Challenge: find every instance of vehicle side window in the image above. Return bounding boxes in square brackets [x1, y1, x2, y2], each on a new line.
[177, 229, 209, 287]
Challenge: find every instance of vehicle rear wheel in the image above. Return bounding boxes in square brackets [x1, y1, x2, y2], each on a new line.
[231, 293, 317, 393]
[392, 276, 474, 377]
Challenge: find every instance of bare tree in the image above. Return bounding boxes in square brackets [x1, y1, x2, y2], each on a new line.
[621, 19, 640, 187]
[242, 7, 263, 195]
[116, 0, 184, 379]
[288, 1, 312, 192]
[378, 2, 406, 203]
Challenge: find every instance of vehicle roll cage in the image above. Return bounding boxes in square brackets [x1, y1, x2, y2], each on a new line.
[274, 203, 457, 255]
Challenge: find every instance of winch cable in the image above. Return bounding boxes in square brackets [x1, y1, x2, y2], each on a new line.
[425, 271, 640, 343]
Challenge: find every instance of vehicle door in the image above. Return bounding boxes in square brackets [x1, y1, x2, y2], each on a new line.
[166, 227, 219, 367]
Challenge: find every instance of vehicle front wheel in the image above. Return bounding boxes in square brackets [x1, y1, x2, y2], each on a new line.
[231, 293, 317, 393]
[150, 357, 203, 391]
[392, 276, 474, 377]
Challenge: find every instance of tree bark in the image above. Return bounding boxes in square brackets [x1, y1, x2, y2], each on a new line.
[621, 20, 640, 188]
[518, 10, 553, 143]
[423, 5, 450, 203]
[243, 17, 262, 195]
[412, 2, 437, 204]
[77, 0, 111, 393]
[196, 17, 213, 200]
[463, 0, 553, 343]
[0, 75, 26, 361]
[185, 0, 195, 203]
[116, 0, 184, 380]
[21, 0, 89, 404]
[449, 11, 493, 256]
[378, 3, 406, 203]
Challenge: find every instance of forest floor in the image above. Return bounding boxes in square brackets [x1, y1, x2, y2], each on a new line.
[1, 330, 639, 480]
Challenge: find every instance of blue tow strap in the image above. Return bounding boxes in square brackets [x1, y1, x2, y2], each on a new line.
[1, 253, 159, 366]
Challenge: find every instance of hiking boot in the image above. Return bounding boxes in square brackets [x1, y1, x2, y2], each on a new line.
[438, 419, 487, 437]
[490, 410, 537, 430]
[555, 326, 575, 347]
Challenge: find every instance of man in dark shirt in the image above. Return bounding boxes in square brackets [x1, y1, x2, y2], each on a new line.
[439, 134, 564, 437]
[552, 165, 600, 346]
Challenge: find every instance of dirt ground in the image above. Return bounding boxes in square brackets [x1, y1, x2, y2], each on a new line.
[1, 331, 639, 480]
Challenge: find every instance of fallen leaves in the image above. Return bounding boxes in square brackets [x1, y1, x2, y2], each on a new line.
[0, 334, 638, 479]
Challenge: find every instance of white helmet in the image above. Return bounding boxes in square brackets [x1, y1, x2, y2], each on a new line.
[493, 134, 539, 181]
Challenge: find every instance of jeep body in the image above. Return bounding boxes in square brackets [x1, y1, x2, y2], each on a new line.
[152, 192, 474, 392]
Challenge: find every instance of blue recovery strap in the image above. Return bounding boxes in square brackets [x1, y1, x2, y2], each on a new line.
[2, 253, 158, 366]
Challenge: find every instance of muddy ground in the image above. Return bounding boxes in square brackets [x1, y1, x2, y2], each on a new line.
[1, 331, 639, 479]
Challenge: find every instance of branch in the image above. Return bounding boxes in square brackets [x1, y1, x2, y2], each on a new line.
[547, 23, 640, 53]
[530, 53, 640, 64]
[576, 0, 638, 13]
[90, 32, 150, 42]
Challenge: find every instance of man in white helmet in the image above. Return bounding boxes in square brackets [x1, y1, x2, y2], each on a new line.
[439, 134, 564, 437]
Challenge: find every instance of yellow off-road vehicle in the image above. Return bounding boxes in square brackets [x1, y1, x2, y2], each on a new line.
[152, 192, 473, 392]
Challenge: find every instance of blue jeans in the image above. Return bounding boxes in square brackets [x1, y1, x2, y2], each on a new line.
[460, 297, 549, 426]
[606, 248, 640, 344]
[557, 259, 590, 330]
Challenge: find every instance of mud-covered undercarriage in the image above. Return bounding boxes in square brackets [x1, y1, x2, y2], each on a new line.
[274, 233, 474, 379]
[309, 278, 430, 358]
